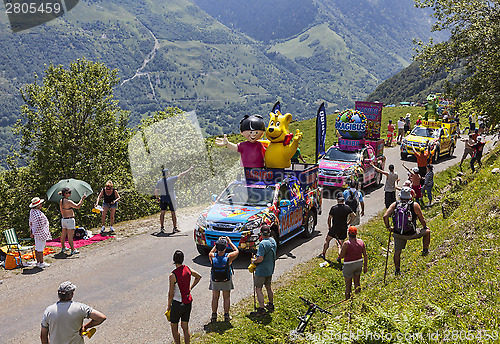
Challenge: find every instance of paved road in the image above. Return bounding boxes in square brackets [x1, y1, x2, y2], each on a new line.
[0, 135, 488, 343]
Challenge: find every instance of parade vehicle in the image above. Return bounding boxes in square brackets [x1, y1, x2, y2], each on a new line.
[400, 120, 458, 162]
[318, 138, 385, 188]
[194, 166, 322, 255]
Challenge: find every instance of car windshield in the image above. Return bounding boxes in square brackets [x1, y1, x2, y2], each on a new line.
[217, 183, 275, 206]
[411, 127, 439, 138]
[323, 147, 360, 162]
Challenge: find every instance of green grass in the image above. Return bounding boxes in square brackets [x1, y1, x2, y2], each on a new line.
[193, 139, 500, 343]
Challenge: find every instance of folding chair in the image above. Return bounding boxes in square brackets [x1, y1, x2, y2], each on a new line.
[3, 228, 35, 267]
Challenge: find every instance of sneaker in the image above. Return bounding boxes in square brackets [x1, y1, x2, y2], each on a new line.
[317, 253, 325, 260]
[109, 226, 115, 234]
[101, 226, 105, 233]
[37, 262, 50, 268]
[70, 249, 80, 255]
[395, 269, 401, 276]
[210, 313, 217, 323]
[264, 303, 275, 312]
[224, 313, 232, 322]
[250, 308, 266, 317]
[160, 227, 165, 233]
[61, 247, 67, 254]
[421, 249, 429, 256]
[173, 227, 181, 233]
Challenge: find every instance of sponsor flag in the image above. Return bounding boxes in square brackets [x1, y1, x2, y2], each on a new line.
[316, 102, 327, 162]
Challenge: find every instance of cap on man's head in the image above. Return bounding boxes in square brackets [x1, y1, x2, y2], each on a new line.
[399, 186, 413, 200]
[348, 226, 357, 236]
[413, 167, 419, 173]
[162, 168, 169, 175]
[336, 193, 345, 201]
[58, 281, 77, 294]
[215, 238, 227, 251]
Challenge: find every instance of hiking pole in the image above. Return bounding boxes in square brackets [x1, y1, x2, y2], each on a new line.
[383, 228, 392, 284]
[253, 271, 257, 311]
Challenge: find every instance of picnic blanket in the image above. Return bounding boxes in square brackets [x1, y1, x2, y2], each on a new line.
[46, 234, 113, 249]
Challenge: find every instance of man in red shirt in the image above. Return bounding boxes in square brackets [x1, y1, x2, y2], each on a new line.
[413, 143, 430, 185]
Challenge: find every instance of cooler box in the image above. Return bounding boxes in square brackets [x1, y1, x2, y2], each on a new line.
[366, 139, 384, 157]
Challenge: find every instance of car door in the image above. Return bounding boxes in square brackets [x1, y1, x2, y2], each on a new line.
[441, 128, 450, 152]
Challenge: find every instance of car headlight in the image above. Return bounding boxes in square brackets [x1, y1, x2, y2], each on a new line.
[319, 168, 325, 175]
[244, 219, 261, 231]
[197, 214, 207, 227]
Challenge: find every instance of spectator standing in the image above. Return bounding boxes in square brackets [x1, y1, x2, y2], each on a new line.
[404, 113, 411, 134]
[59, 188, 86, 255]
[413, 142, 431, 185]
[470, 136, 486, 172]
[291, 147, 307, 163]
[167, 250, 202, 344]
[343, 180, 364, 226]
[423, 164, 434, 207]
[209, 237, 239, 323]
[386, 120, 395, 146]
[94, 180, 121, 235]
[459, 134, 476, 170]
[29, 197, 52, 268]
[337, 226, 368, 300]
[397, 117, 405, 143]
[155, 166, 194, 233]
[402, 164, 423, 205]
[468, 114, 475, 134]
[41, 281, 106, 344]
[250, 225, 277, 317]
[320, 193, 355, 260]
[370, 163, 399, 208]
[415, 115, 422, 126]
[383, 187, 430, 275]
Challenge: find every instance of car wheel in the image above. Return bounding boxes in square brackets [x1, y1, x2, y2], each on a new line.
[302, 210, 316, 238]
[196, 244, 210, 256]
[433, 148, 440, 163]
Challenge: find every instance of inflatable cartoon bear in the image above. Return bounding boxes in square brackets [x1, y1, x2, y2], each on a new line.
[264, 111, 302, 169]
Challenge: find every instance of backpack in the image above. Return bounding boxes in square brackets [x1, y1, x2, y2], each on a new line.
[74, 227, 87, 240]
[392, 201, 416, 235]
[211, 254, 232, 282]
[345, 190, 359, 212]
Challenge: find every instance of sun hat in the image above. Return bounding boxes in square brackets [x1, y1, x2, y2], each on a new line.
[29, 197, 44, 208]
[58, 281, 77, 294]
[399, 186, 413, 200]
[348, 226, 357, 236]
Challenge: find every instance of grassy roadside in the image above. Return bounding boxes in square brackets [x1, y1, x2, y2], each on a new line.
[193, 142, 500, 343]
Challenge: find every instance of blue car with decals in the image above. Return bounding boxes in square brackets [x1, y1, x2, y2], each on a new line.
[194, 165, 322, 255]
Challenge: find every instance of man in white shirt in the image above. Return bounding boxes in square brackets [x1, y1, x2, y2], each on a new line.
[396, 117, 405, 143]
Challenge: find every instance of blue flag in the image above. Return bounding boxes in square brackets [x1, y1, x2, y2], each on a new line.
[272, 101, 281, 114]
[316, 102, 327, 162]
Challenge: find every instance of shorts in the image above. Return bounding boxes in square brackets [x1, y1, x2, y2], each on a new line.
[34, 237, 47, 252]
[169, 300, 192, 323]
[393, 227, 429, 251]
[387, 132, 393, 137]
[398, 128, 404, 136]
[328, 227, 347, 241]
[61, 218, 76, 230]
[412, 184, 422, 199]
[103, 202, 117, 209]
[342, 259, 363, 278]
[384, 191, 396, 209]
[254, 275, 272, 288]
[160, 199, 177, 211]
[350, 210, 361, 226]
[462, 147, 473, 159]
[209, 278, 234, 291]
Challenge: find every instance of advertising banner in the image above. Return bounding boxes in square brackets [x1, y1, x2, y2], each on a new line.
[355, 101, 383, 139]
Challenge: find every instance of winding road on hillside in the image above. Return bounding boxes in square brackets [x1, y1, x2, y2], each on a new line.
[1, 135, 495, 343]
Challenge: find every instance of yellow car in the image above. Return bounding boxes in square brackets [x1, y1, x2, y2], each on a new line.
[401, 121, 458, 163]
